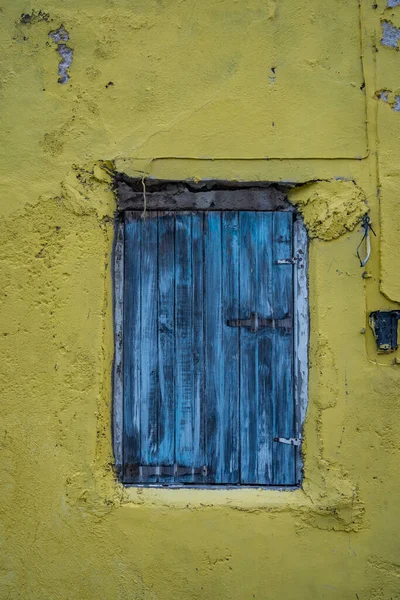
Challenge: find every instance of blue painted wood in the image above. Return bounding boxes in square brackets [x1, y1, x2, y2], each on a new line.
[239, 212, 259, 484]
[239, 212, 295, 485]
[157, 212, 175, 481]
[221, 212, 240, 483]
[174, 214, 195, 480]
[204, 212, 240, 483]
[204, 212, 223, 483]
[272, 212, 295, 485]
[123, 213, 142, 479]
[122, 210, 295, 486]
[191, 213, 206, 482]
[140, 213, 159, 482]
[254, 213, 274, 484]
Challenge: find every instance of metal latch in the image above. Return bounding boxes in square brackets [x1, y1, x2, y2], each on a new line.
[274, 437, 302, 447]
[275, 251, 304, 266]
[227, 312, 292, 333]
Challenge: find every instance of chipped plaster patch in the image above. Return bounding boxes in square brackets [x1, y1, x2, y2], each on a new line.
[381, 20, 400, 48]
[392, 95, 400, 110]
[288, 180, 368, 241]
[375, 88, 400, 111]
[20, 10, 50, 25]
[49, 25, 73, 84]
[60, 162, 115, 220]
[376, 89, 390, 103]
[387, 0, 400, 7]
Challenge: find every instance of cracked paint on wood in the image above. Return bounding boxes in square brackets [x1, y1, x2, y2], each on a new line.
[122, 211, 296, 486]
[1, 0, 400, 598]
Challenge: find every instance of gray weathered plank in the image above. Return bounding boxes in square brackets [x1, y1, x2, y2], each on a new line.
[113, 219, 124, 475]
[117, 184, 292, 213]
[293, 217, 309, 484]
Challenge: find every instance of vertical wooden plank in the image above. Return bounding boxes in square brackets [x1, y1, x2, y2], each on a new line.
[140, 214, 159, 481]
[123, 212, 142, 482]
[175, 213, 194, 477]
[113, 218, 124, 477]
[221, 212, 240, 483]
[293, 216, 309, 484]
[272, 212, 295, 485]
[255, 213, 274, 484]
[239, 211, 258, 484]
[204, 212, 224, 483]
[157, 212, 175, 481]
[192, 213, 206, 482]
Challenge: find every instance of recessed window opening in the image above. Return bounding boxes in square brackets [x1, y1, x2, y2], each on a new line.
[113, 181, 309, 487]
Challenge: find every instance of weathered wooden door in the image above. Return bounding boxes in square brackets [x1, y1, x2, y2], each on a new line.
[123, 211, 295, 485]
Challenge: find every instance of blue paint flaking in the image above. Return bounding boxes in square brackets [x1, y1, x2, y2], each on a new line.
[49, 25, 73, 84]
[381, 20, 400, 48]
[393, 95, 400, 111]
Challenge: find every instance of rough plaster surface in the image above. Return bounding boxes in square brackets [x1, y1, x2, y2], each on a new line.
[288, 180, 368, 241]
[1, 1, 400, 599]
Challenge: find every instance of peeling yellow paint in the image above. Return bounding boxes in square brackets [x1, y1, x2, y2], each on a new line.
[1, 0, 400, 598]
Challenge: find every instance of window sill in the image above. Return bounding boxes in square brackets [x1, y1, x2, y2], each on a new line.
[123, 483, 303, 510]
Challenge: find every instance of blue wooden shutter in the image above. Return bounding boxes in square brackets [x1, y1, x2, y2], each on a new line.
[123, 211, 295, 485]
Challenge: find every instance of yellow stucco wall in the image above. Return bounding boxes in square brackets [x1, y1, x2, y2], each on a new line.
[1, 1, 400, 598]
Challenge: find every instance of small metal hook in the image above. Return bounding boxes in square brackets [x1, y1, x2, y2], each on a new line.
[356, 215, 376, 267]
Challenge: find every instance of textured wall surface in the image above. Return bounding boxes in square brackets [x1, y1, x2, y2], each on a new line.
[1, 1, 400, 599]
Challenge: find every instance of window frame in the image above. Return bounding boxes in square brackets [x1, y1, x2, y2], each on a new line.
[112, 201, 309, 488]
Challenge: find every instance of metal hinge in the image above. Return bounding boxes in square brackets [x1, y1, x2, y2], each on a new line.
[274, 437, 302, 447]
[275, 251, 304, 266]
[227, 312, 292, 333]
[124, 464, 208, 479]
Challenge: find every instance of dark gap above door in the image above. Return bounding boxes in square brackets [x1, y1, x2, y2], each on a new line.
[114, 175, 294, 212]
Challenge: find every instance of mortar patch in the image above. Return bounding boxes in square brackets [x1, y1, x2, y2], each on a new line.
[288, 180, 368, 241]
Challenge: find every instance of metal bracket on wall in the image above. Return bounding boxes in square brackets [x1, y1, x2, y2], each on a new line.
[369, 310, 400, 353]
[357, 215, 376, 267]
